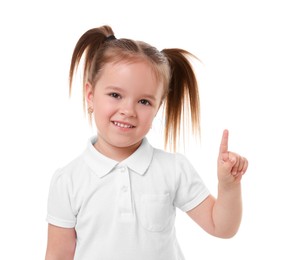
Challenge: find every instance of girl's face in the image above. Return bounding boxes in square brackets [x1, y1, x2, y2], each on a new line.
[86, 60, 164, 160]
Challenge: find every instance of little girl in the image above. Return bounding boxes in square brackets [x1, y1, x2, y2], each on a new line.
[45, 25, 248, 260]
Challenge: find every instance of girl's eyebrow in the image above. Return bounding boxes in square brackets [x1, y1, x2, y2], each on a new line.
[142, 94, 156, 101]
[105, 86, 156, 101]
[105, 86, 124, 92]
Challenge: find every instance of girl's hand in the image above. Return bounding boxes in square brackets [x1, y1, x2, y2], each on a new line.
[217, 130, 248, 185]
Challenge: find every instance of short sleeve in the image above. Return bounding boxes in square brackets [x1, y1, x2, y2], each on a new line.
[174, 153, 210, 212]
[46, 169, 76, 228]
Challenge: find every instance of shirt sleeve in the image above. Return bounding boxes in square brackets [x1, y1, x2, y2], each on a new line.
[46, 169, 76, 228]
[174, 153, 210, 212]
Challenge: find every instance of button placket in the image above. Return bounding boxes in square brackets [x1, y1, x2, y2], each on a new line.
[117, 166, 133, 219]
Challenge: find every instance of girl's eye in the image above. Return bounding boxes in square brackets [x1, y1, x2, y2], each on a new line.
[139, 99, 151, 106]
[109, 93, 121, 99]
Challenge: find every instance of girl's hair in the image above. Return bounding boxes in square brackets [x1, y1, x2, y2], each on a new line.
[69, 25, 200, 151]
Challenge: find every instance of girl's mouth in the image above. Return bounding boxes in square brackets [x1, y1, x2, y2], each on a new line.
[112, 121, 135, 128]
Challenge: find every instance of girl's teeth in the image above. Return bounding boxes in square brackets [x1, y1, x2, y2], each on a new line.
[113, 122, 133, 128]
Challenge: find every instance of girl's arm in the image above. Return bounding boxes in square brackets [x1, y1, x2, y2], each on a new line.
[187, 130, 248, 238]
[45, 224, 76, 260]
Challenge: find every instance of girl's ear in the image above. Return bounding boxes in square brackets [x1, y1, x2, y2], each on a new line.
[85, 82, 94, 107]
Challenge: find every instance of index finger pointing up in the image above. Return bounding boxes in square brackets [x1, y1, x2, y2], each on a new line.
[219, 129, 229, 155]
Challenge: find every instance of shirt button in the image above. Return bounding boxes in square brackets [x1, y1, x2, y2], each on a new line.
[120, 167, 126, 173]
[121, 186, 128, 192]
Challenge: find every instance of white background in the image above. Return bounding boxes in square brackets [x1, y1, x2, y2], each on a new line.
[1, 0, 293, 259]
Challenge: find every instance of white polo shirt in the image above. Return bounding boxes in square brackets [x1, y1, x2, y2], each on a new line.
[46, 136, 210, 260]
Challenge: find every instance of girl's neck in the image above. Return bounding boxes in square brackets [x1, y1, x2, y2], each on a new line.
[94, 139, 142, 162]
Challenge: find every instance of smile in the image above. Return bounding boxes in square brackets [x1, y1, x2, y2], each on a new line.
[112, 121, 135, 128]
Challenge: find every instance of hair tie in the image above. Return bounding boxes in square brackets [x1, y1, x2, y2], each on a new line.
[105, 35, 116, 41]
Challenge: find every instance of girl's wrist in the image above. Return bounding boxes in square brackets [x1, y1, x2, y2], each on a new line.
[218, 181, 241, 193]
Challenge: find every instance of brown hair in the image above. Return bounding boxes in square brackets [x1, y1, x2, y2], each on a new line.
[69, 25, 200, 151]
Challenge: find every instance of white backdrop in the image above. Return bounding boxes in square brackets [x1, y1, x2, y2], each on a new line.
[0, 0, 293, 259]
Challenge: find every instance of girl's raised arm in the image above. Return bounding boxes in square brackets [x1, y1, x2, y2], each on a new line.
[187, 130, 248, 238]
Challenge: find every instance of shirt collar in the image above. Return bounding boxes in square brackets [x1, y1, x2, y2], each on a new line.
[82, 136, 154, 178]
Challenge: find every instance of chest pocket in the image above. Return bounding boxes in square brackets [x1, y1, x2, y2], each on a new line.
[139, 193, 174, 232]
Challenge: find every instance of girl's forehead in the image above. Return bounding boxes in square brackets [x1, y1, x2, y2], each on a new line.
[106, 57, 151, 69]
[101, 60, 158, 81]
[96, 60, 165, 97]
[94, 53, 168, 94]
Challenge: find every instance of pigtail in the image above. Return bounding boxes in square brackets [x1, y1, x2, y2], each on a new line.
[68, 25, 114, 105]
[161, 48, 200, 151]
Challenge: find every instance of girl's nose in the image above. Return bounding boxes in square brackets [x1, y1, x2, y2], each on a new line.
[119, 100, 136, 117]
